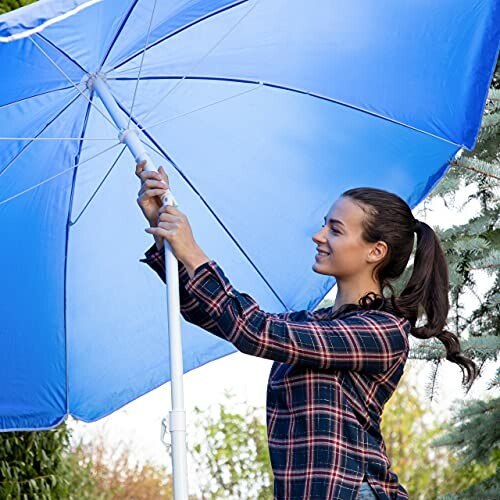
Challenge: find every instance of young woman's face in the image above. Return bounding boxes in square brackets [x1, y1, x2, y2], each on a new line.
[312, 196, 377, 278]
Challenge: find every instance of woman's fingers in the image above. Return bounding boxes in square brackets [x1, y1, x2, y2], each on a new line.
[158, 211, 181, 223]
[159, 204, 182, 216]
[139, 171, 168, 186]
[136, 161, 170, 187]
[145, 225, 175, 239]
[137, 189, 167, 202]
[159, 166, 169, 184]
[143, 178, 168, 189]
[138, 178, 168, 197]
[135, 160, 147, 177]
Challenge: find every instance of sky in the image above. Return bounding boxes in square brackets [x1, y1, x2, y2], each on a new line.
[69, 180, 497, 493]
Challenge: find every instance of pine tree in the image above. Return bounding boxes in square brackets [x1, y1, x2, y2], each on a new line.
[393, 58, 500, 497]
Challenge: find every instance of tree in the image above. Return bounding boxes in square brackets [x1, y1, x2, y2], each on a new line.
[62, 436, 174, 499]
[381, 366, 462, 499]
[0, 424, 72, 499]
[393, 58, 500, 497]
[0, 422, 175, 499]
[432, 393, 499, 499]
[0, 0, 36, 16]
[189, 390, 273, 499]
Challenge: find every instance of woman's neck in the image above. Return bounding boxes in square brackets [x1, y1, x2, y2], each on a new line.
[333, 277, 382, 311]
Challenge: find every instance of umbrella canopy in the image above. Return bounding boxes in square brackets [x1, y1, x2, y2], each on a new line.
[0, 0, 498, 431]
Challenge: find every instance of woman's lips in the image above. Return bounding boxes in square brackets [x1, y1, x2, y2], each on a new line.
[315, 250, 330, 260]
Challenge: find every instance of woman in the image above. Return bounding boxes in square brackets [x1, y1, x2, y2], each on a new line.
[136, 161, 477, 500]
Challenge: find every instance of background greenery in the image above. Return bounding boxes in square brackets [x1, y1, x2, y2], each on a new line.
[0, 0, 36, 16]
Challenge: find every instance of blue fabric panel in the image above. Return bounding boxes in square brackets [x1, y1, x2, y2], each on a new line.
[0, 92, 88, 430]
[110, 0, 500, 150]
[111, 77, 459, 312]
[0, 34, 84, 107]
[0, 0, 497, 429]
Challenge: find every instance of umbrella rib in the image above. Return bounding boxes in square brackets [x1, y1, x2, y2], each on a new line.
[28, 35, 120, 132]
[0, 138, 117, 141]
[0, 85, 73, 110]
[0, 143, 121, 206]
[114, 75, 462, 148]
[140, 137, 290, 311]
[127, 0, 158, 128]
[69, 146, 127, 226]
[106, 80, 262, 133]
[139, 0, 261, 126]
[0, 92, 82, 179]
[106, 0, 249, 74]
[98, 0, 141, 71]
[112, 98, 289, 310]
[140, 82, 263, 133]
[36, 33, 87, 73]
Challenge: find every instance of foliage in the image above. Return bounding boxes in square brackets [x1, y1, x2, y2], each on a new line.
[62, 436, 174, 499]
[0, 0, 36, 16]
[380, 365, 459, 499]
[189, 390, 273, 499]
[0, 422, 174, 499]
[430, 369, 500, 499]
[0, 423, 71, 499]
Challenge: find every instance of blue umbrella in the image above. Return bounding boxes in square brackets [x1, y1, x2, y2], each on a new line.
[0, 0, 498, 496]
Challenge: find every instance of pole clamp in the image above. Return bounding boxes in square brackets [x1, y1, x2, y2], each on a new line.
[169, 409, 186, 432]
[119, 128, 139, 144]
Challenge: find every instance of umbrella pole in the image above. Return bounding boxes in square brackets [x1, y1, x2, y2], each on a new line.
[90, 74, 189, 499]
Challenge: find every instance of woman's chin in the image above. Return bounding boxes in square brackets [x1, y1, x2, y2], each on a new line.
[312, 261, 331, 275]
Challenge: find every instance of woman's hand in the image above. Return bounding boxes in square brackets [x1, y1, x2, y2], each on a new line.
[135, 160, 169, 225]
[145, 205, 210, 278]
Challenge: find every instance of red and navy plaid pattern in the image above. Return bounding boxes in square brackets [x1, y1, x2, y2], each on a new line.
[141, 245, 410, 499]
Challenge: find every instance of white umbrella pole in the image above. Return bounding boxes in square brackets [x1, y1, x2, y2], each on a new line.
[90, 74, 188, 500]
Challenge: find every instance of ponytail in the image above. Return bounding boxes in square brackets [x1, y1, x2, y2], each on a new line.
[341, 188, 478, 387]
[395, 220, 478, 386]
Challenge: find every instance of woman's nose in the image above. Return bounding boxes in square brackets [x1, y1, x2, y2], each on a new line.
[312, 227, 326, 244]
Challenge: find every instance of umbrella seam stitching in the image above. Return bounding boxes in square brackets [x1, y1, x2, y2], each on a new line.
[63, 98, 94, 413]
[36, 33, 87, 73]
[98, 0, 141, 72]
[113, 97, 290, 311]
[127, 0, 158, 128]
[0, 143, 122, 206]
[0, 90, 82, 179]
[0, 85, 74, 111]
[28, 35, 120, 132]
[106, 0, 249, 74]
[112, 75, 463, 148]
[69, 146, 127, 226]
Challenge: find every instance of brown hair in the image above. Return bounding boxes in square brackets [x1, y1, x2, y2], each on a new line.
[339, 186, 477, 386]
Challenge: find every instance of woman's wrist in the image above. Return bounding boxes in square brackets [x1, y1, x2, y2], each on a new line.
[154, 236, 164, 251]
[182, 248, 210, 278]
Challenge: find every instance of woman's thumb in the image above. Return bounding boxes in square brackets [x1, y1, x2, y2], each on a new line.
[159, 166, 168, 181]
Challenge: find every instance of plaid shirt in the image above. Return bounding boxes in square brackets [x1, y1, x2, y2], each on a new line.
[141, 244, 410, 499]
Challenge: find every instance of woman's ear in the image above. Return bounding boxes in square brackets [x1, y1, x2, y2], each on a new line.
[367, 241, 388, 264]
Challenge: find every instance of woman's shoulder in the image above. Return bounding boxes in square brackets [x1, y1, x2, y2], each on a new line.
[314, 304, 411, 331]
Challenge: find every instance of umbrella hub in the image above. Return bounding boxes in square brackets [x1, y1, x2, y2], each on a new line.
[83, 71, 107, 91]
[86, 73, 148, 161]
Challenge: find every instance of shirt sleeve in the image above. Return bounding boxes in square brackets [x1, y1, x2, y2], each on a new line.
[139, 244, 221, 335]
[185, 261, 409, 373]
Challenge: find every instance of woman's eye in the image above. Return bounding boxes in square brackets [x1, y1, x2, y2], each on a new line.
[330, 228, 340, 234]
